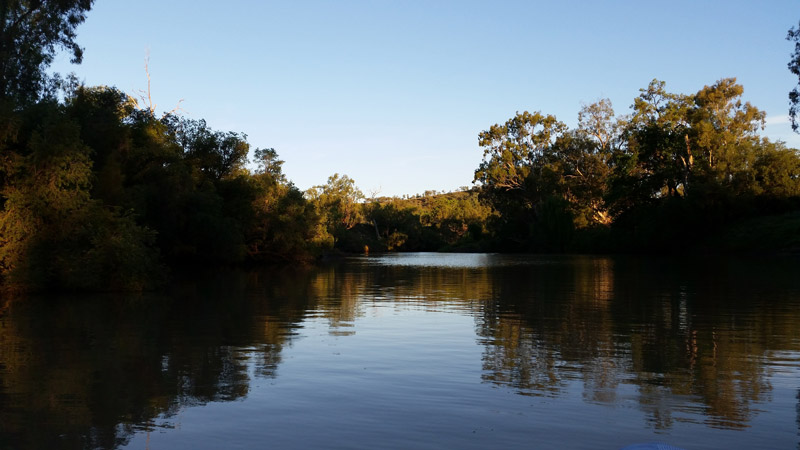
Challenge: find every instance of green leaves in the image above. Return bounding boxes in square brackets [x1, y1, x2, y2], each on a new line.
[787, 22, 800, 131]
[0, 0, 94, 105]
[475, 78, 800, 252]
[307, 173, 364, 237]
[475, 111, 567, 193]
[0, 102, 162, 290]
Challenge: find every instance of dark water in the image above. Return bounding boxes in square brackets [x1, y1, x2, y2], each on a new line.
[2, 254, 800, 449]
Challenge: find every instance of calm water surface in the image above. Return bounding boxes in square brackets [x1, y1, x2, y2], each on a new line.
[2, 254, 800, 449]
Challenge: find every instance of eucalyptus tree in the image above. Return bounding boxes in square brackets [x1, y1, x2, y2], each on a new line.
[474, 110, 566, 218]
[620, 79, 693, 200]
[474, 111, 567, 201]
[473, 111, 575, 248]
[0, 0, 93, 105]
[307, 173, 364, 241]
[688, 78, 765, 188]
[611, 78, 767, 205]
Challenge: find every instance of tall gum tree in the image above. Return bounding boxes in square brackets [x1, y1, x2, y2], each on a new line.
[623, 79, 694, 199]
[689, 78, 765, 180]
[474, 111, 566, 204]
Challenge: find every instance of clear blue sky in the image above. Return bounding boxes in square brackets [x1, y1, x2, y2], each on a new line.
[52, 0, 800, 197]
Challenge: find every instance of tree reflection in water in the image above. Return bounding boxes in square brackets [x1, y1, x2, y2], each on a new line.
[1, 255, 799, 448]
[0, 268, 313, 449]
[475, 256, 800, 430]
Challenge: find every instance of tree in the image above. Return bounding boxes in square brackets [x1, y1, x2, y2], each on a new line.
[689, 78, 765, 180]
[474, 111, 575, 248]
[548, 130, 612, 226]
[571, 99, 620, 224]
[751, 140, 800, 197]
[169, 117, 250, 182]
[474, 111, 567, 198]
[253, 147, 286, 182]
[0, 102, 161, 290]
[65, 85, 136, 205]
[788, 22, 800, 132]
[578, 98, 620, 153]
[247, 150, 330, 261]
[0, 0, 94, 105]
[307, 173, 363, 241]
[610, 79, 693, 205]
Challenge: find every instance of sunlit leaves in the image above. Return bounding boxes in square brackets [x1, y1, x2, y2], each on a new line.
[307, 173, 364, 237]
[0, 103, 161, 290]
[475, 78, 800, 251]
[475, 111, 567, 193]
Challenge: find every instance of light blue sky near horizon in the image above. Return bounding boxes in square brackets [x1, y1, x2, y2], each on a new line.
[52, 0, 800, 197]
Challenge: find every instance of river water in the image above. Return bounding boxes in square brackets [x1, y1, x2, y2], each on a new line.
[1, 253, 799, 449]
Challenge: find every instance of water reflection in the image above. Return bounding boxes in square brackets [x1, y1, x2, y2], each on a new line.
[0, 268, 313, 449]
[1, 255, 800, 449]
[490, 256, 800, 429]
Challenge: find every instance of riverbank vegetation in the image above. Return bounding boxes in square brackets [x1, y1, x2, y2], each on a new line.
[1, 2, 799, 291]
[473, 79, 800, 254]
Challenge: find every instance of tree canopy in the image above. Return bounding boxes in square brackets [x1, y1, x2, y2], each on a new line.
[1, 2, 799, 291]
[0, 0, 94, 105]
[788, 21, 800, 132]
[475, 78, 800, 252]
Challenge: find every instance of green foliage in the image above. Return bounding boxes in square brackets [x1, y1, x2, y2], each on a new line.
[0, 77, 334, 290]
[0, 102, 161, 290]
[0, 0, 94, 105]
[248, 169, 330, 262]
[476, 78, 800, 254]
[169, 117, 250, 182]
[367, 201, 426, 250]
[474, 111, 567, 203]
[788, 22, 800, 132]
[547, 130, 612, 227]
[752, 142, 800, 197]
[2, 18, 799, 295]
[348, 189, 495, 252]
[475, 107, 614, 249]
[253, 147, 286, 181]
[306, 173, 363, 243]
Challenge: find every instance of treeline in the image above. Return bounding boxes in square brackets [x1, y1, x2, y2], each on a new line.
[3, 78, 800, 292]
[318, 78, 800, 255]
[308, 178, 494, 254]
[0, 1, 494, 292]
[0, 80, 490, 291]
[474, 79, 800, 253]
[0, 84, 492, 291]
[0, 85, 336, 290]
[2, 2, 800, 292]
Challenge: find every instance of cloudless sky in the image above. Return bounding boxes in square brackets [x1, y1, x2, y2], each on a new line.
[51, 0, 800, 197]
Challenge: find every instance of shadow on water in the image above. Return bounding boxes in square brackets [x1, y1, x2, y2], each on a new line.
[0, 267, 317, 449]
[1, 254, 800, 448]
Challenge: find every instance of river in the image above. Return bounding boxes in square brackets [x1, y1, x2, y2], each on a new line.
[1, 253, 799, 449]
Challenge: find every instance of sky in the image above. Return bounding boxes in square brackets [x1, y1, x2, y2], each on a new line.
[51, 0, 800, 197]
